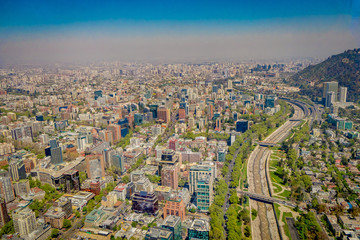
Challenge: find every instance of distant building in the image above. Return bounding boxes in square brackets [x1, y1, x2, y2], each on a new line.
[149, 104, 159, 119]
[339, 86, 347, 103]
[188, 218, 210, 240]
[158, 106, 170, 123]
[85, 154, 105, 179]
[161, 165, 178, 190]
[265, 95, 277, 108]
[323, 81, 338, 102]
[134, 177, 153, 193]
[178, 108, 186, 120]
[44, 207, 66, 229]
[85, 209, 106, 227]
[134, 113, 144, 125]
[327, 114, 353, 130]
[131, 170, 145, 182]
[145, 227, 173, 240]
[168, 138, 178, 151]
[132, 191, 159, 215]
[55, 197, 73, 218]
[325, 91, 336, 107]
[49, 139, 63, 165]
[236, 120, 249, 133]
[11, 126, 33, 141]
[111, 153, 124, 174]
[94, 90, 103, 100]
[217, 149, 226, 162]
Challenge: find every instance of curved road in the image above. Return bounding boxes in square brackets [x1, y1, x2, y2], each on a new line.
[246, 104, 305, 240]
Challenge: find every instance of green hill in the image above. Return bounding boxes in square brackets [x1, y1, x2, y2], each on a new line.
[288, 48, 360, 103]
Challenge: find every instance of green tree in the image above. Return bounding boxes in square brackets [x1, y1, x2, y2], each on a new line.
[63, 219, 72, 229]
[121, 175, 130, 184]
[51, 228, 59, 238]
[0, 220, 14, 237]
[131, 221, 138, 228]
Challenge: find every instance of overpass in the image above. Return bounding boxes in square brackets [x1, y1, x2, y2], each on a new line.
[237, 190, 297, 208]
[258, 141, 280, 147]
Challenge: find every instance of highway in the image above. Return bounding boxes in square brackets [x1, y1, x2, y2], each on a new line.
[246, 103, 306, 240]
[237, 190, 296, 208]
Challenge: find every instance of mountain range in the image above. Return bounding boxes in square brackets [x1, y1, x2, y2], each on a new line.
[288, 48, 360, 103]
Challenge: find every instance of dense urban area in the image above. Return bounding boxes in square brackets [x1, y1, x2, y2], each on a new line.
[0, 58, 359, 240]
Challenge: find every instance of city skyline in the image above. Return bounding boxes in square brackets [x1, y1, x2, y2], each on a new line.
[0, 0, 359, 65]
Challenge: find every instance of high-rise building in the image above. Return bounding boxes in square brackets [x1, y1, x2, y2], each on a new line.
[13, 207, 37, 237]
[111, 153, 124, 174]
[323, 81, 338, 102]
[11, 126, 33, 141]
[325, 91, 336, 107]
[159, 149, 179, 177]
[107, 124, 121, 143]
[178, 108, 186, 121]
[161, 165, 178, 190]
[0, 177, 15, 203]
[85, 154, 105, 179]
[162, 215, 182, 240]
[132, 191, 159, 215]
[62, 170, 80, 192]
[236, 120, 249, 133]
[0, 198, 10, 227]
[195, 175, 213, 212]
[77, 134, 87, 151]
[9, 159, 26, 181]
[13, 179, 30, 196]
[215, 118, 221, 131]
[158, 106, 170, 123]
[149, 104, 159, 119]
[232, 112, 238, 121]
[134, 113, 144, 125]
[189, 165, 213, 195]
[188, 219, 210, 240]
[50, 147, 63, 165]
[163, 198, 186, 221]
[212, 85, 218, 93]
[103, 148, 116, 168]
[126, 114, 134, 128]
[265, 95, 277, 108]
[49, 139, 58, 149]
[228, 79, 233, 89]
[339, 87, 347, 103]
[208, 104, 214, 121]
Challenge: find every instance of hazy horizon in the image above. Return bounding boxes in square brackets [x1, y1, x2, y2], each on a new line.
[0, 0, 359, 65]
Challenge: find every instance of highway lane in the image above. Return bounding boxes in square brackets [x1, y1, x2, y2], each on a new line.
[246, 103, 305, 240]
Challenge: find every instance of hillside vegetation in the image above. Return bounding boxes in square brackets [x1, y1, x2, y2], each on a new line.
[287, 48, 360, 103]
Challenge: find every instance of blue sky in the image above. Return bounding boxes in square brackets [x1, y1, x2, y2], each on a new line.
[0, 0, 359, 64]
